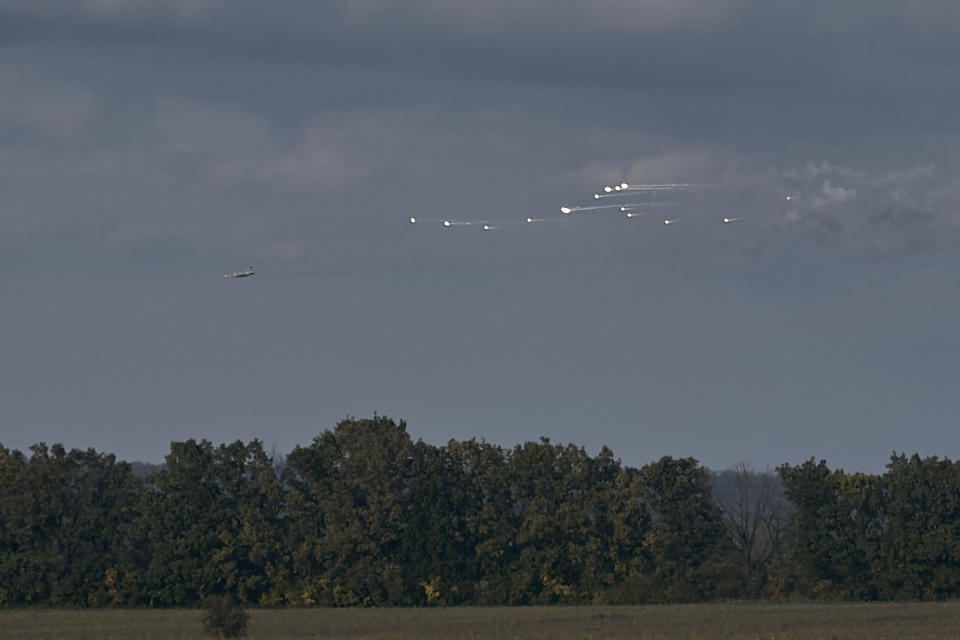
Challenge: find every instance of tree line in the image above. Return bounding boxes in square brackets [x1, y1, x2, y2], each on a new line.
[0, 415, 956, 607]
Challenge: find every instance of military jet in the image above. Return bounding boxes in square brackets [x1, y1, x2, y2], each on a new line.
[223, 266, 255, 278]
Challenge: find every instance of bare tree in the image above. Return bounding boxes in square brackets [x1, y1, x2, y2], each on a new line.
[713, 463, 791, 591]
[267, 443, 286, 479]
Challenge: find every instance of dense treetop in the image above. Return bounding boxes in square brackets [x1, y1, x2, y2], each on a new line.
[0, 416, 956, 607]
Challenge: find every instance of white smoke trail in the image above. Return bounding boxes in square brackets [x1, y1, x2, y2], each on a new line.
[619, 202, 683, 211]
[622, 183, 708, 191]
[560, 204, 627, 214]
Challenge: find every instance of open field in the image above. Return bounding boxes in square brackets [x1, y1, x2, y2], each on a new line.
[3, 602, 960, 639]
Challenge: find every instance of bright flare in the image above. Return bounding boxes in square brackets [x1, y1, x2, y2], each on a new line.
[560, 206, 573, 214]
[409, 217, 417, 224]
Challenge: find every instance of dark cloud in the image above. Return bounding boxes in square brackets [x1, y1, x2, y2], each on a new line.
[6, 1, 960, 91]
[2, 2, 960, 471]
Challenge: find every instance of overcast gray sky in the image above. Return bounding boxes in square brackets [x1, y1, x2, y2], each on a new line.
[2, 1, 960, 472]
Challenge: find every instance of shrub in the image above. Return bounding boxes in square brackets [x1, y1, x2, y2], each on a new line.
[201, 596, 250, 638]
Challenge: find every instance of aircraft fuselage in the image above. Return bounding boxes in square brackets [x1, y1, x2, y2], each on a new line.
[223, 267, 255, 278]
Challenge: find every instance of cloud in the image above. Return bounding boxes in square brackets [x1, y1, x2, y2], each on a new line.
[0, 67, 94, 138]
[6, 0, 960, 79]
[815, 182, 857, 207]
[627, 150, 734, 184]
[1, 0, 224, 25]
[149, 97, 374, 193]
[767, 162, 960, 253]
[8, 0, 954, 42]
[1, 0, 751, 33]
[3, 0, 960, 274]
[79, 0, 222, 21]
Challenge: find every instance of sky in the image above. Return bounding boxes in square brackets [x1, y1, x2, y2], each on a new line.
[2, 1, 960, 473]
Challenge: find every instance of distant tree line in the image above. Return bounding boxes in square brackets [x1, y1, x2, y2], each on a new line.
[0, 416, 955, 607]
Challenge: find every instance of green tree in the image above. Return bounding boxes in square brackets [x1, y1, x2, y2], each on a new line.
[466, 439, 652, 605]
[137, 439, 286, 606]
[444, 438, 517, 606]
[0, 443, 142, 607]
[506, 439, 595, 604]
[505, 439, 652, 604]
[285, 416, 413, 606]
[399, 439, 486, 605]
[636, 456, 729, 602]
[777, 459, 881, 600]
[589, 448, 652, 602]
[876, 454, 960, 599]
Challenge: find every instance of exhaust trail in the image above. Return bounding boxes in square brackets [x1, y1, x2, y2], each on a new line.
[408, 217, 457, 225]
[560, 204, 627, 214]
[619, 202, 683, 212]
[621, 183, 711, 191]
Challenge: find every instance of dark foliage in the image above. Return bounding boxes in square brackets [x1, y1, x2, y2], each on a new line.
[0, 419, 955, 607]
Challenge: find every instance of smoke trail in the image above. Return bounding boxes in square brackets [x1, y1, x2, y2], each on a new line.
[560, 204, 625, 214]
[770, 162, 960, 252]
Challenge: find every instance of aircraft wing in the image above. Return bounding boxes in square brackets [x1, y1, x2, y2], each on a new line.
[223, 267, 255, 278]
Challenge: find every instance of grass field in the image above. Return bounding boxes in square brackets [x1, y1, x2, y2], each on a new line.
[3, 602, 960, 639]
